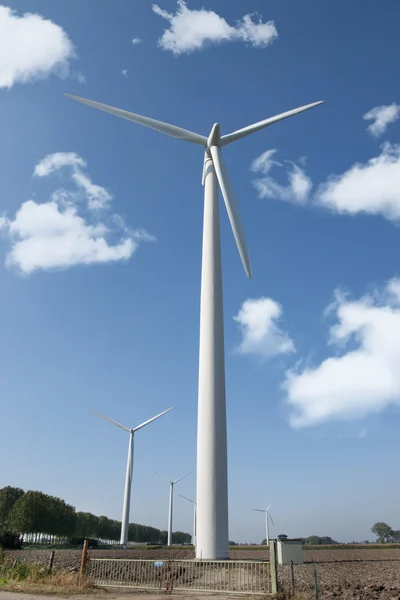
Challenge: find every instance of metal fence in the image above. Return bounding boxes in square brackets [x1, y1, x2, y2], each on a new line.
[88, 558, 274, 595]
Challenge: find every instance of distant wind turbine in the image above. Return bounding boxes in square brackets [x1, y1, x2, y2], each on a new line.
[93, 407, 173, 547]
[253, 504, 275, 546]
[155, 471, 195, 546]
[68, 92, 323, 559]
[180, 494, 197, 550]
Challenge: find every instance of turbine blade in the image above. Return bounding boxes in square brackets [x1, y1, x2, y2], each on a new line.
[133, 407, 173, 432]
[92, 410, 130, 432]
[269, 513, 275, 527]
[221, 101, 323, 146]
[267, 503, 272, 512]
[252, 509, 266, 513]
[154, 471, 171, 484]
[209, 145, 252, 278]
[179, 494, 195, 504]
[173, 470, 195, 485]
[65, 94, 208, 146]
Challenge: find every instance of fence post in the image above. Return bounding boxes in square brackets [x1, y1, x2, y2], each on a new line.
[80, 539, 89, 579]
[269, 540, 278, 594]
[47, 550, 55, 574]
[314, 567, 320, 600]
[290, 560, 295, 596]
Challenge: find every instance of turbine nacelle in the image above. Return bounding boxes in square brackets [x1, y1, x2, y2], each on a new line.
[207, 123, 221, 149]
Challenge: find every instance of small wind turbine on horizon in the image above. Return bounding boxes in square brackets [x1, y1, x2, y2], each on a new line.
[93, 407, 173, 547]
[180, 494, 197, 550]
[155, 471, 195, 546]
[67, 91, 323, 559]
[253, 504, 275, 546]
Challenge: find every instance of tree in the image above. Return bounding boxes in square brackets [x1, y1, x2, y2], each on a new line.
[74, 512, 98, 538]
[371, 522, 394, 543]
[319, 537, 337, 545]
[172, 531, 191, 545]
[0, 486, 24, 532]
[8, 491, 47, 536]
[305, 536, 321, 545]
[392, 530, 400, 543]
[159, 530, 168, 545]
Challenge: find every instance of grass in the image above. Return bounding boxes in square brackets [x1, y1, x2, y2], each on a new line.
[0, 554, 96, 595]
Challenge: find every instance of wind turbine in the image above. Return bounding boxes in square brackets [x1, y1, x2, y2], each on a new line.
[93, 407, 173, 547]
[67, 92, 323, 559]
[155, 471, 195, 546]
[253, 504, 275, 546]
[180, 494, 197, 549]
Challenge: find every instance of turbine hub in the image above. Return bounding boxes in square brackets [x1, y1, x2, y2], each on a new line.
[207, 123, 221, 149]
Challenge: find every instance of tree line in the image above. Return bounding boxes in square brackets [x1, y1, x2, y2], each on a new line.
[0, 486, 191, 546]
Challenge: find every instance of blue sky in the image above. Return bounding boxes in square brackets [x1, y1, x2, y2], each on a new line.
[1, 0, 400, 544]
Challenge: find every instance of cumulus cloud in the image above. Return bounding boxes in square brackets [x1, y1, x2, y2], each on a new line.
[132, 37, 142, 45]
[0, 153, 154, 274]
[363, 103, 400, 137]
[34, 152, 112, 210]
[0, 5, 75, 89]
[252, 143, 400, 222]
[152, 0, 277, 55]
[251, 149, 312, 204]
[284, 280, 400, 428]
[316, 143, 400, 220]
[121, 69, 128, 77]
[234, 297, 295, 358]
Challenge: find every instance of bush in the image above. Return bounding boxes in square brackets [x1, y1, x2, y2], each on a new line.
[0, 531, 22, 549]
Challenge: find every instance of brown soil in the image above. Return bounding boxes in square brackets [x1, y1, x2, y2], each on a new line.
[279, 548, 400, 600]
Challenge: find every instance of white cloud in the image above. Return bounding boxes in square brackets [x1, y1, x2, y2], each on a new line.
[251, 149, 312, 204]
[250, 149, 282, 175]
[234, 297, 295, 358]
[34, 152, 85, 177]
[0, 153, 153, 274]
[71, 171, 112, 209]
[132, 37, 142, 45]
[74, 71, 86, 84]
[252, 143, 400, 222]
[0, 5, 75, 89]
[152, 0, 277, 55]
[284, 279, 400, 428]
[34, 152, 111, 209]
[317, 143, 400, 221]
[2, 201, 134, 273]
[363, 103, 400, 137]
[121, 69, 128, 77]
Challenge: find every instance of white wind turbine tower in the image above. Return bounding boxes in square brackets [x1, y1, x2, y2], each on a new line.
[155, 471, 195, 546]
[93, 407, 173, 547]
[180, 494, 197, 550]
[67, 92, 323, 559]
[253, 504, 275, 546]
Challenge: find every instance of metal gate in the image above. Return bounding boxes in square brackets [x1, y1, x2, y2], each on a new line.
[88, 558, 274, 595]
